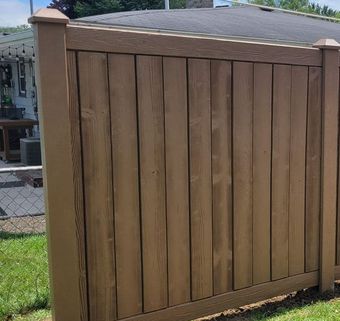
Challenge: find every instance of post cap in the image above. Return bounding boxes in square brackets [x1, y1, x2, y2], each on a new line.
[28, 8, 69, 24]
[313, 39, 340, 50]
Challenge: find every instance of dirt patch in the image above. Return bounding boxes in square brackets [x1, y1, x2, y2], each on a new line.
[15, 170, 43, 188]
[0, 215, 46, 235]
[195, 283, 340, 321]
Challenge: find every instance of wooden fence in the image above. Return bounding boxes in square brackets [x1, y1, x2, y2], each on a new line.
[30, 8, 340, 321]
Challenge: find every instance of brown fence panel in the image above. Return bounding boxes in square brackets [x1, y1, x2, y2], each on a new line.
[306, 67, 322, 273]
[337, 69, 340, 277]
[109, 54, 143, 319]
[30, 8, 340, 321]
[289, 66, 308, 276]
[163, 57, 191, 306]
[211, 60, 233, 294]
[252, 63, 272, 286]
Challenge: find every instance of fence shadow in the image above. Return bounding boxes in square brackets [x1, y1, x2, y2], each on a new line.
[0, 230, 45, 240]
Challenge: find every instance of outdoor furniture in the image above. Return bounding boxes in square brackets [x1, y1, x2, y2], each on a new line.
[0, 119, 39, 161]
[20, 137, 42, 166]
[0, 107, 25, 119]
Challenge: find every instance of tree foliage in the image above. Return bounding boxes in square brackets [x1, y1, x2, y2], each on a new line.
[120, 0, 164, 11]
[249, 0, 340, 18]
[49, 0, 186, 18]
[75, 0, 121, 17]
[280, 0, 309, 10]
[0, 25, 30, 34]
[48, 0, 340, 20]
[305, 2, 340, 17]
[250, 0, 276, 6]
[48, 0, 79, 19]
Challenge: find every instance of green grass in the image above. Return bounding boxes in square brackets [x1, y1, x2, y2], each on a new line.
[8, 299, 340, 321]
[1, 231, 340, 321]
[251, 298, 340, 321]
[8, 309, 51, 321]
[0, 232, 50, 320]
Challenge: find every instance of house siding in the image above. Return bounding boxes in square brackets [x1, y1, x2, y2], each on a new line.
[11, 61, 38, 120]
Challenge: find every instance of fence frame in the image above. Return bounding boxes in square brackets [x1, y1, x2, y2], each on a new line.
[29, 8, 340, 321]
[313, 39, 340, 293]
[29, 9, 87, 321]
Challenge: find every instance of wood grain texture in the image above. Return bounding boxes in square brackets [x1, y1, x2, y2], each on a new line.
[305, 67, 322, 273]
[252, 63, 272, 285]
[66, 51, 88, 321]
[120, 272, 318, 321]
[233, 62, 253, 289]
[136, 55, 168, 312]
[66, 25, 322, 67]
[163, 57, 191, 306]
[35, 15, 340, 321]
[335, 265, 340, 280]
[108, 54, 143, 318]
[272, 64, 291, 281]
[338, 68, 340, 266]
[78, 51, 117, 321]
[29, 8, 69, 24]
[211, 60, 233, 294]
[188, 58, 213, 300]
[319, 49, 339, 293]
[33, 21, 87, 321]
[289, 66, 308, 276]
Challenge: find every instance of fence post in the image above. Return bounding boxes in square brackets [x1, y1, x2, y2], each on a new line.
[313, 39, 340, 293]
[29, 9, 87, 321]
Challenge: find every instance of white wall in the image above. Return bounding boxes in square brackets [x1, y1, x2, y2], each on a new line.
[10, 61, 38, 120]
[0, 30, 39, 137]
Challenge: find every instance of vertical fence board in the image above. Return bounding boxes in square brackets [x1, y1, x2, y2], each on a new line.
[253, 63, 272, 285]
[306, 67, 322, 272]
[233, 62, 253, 289]
[211, 60, 233, 294]
[272, 64, 291, 281]
[289, 66, 308, 276]
[188, 58, 213, 300]
[108, 54, 143, 318]
[338, 69, 340, 266]
[67, 51, 88, 321]
[163, 57, 191, 306]
[78, 52, 117, 321]
[136, 55, 168, 312]
[318, 47, 339, 293]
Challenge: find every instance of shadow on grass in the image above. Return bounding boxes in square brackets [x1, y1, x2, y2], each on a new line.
[208, 283, 340, 320]
[17, 296, 50, 316]
[0, 231, 45, 240]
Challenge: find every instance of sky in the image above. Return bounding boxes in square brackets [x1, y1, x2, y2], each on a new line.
[1, 0, 340, 26]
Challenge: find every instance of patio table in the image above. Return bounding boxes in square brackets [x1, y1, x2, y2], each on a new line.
[0, 119, 39, 161]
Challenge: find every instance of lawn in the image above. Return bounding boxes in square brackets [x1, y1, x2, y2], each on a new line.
[201, 287, 340, 321]
[250, 298, 340, 321]
[0, 232, 50, 321]
[9, 310, 51, 321]
[11, 297, 340, 321]
[1, 230, 340, 321]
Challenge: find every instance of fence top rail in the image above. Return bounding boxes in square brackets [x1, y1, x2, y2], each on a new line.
[0, 166, 43, 173]
[65, 23, 323, 67]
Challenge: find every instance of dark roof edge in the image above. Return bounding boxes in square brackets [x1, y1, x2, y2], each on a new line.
[70, 20, 315, 48]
